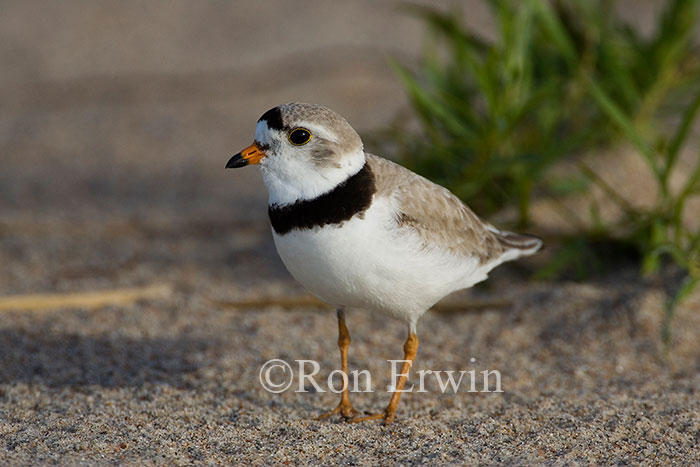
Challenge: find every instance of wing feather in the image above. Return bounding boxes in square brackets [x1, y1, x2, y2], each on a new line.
[366, 154, 541, 264]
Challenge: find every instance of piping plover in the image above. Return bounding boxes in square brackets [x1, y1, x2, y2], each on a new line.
[226, 102, 542, 423]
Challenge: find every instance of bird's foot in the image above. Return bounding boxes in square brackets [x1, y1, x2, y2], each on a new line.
[316, 400, 359, 421]
[349, 409, 396, 425]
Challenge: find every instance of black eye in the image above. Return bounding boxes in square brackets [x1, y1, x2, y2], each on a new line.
[288, 128, 312, 146]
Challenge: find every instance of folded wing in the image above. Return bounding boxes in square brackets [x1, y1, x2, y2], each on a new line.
[366, 154, 542, 266]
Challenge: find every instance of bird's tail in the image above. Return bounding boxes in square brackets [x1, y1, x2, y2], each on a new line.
[488, 227, 543, 262]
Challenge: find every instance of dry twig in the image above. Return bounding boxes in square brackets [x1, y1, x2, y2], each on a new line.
[0, 284, 172, 312]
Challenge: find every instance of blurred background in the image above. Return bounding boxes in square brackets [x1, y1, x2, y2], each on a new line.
[0, 0, 496, 300]
[1, 0, 689, 293]
[1, 1, 699, 464]
[2, 0, 698, 335]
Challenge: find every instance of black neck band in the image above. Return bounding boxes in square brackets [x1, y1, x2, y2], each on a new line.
[268, 163, 376, 235]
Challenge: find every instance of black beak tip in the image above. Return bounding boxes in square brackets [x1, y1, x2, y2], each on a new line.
[225, 153, 248, 169]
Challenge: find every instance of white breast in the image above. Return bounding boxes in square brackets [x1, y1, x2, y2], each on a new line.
[271, 197, 486, 323]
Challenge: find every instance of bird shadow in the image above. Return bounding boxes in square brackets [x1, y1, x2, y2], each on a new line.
[0, 328, 214, 388]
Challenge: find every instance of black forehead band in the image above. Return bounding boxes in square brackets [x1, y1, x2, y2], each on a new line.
[258, 107, 285, 131]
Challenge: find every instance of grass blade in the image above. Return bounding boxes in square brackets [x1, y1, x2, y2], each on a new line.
[531, 0, 577, 65]
[587, 78, 658, 175]
[665, 86, 700, 178]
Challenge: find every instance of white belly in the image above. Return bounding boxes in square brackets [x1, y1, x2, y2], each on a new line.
[271, 198, 485, 322]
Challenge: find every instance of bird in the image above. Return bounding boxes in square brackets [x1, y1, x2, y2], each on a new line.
[226, 102, 542, 423]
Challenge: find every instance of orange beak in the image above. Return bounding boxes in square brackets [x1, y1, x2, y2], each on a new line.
[226, 142, 266, 168]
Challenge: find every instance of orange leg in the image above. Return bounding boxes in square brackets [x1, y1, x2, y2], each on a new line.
[317, 309, 358, 420]
[351, 332, 419, 424]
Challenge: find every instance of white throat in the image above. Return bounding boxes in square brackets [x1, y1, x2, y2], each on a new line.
[260, 149, 366, 206]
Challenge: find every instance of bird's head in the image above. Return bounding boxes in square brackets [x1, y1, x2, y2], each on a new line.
[227, 103, 365, 205]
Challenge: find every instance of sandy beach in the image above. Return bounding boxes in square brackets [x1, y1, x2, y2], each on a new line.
[1, 1, 698, 464]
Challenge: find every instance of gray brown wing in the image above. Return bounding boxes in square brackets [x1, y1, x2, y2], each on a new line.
[366, 154, 541, 263]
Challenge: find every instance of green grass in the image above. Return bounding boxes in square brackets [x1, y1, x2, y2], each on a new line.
[385, 0, 700, 346]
